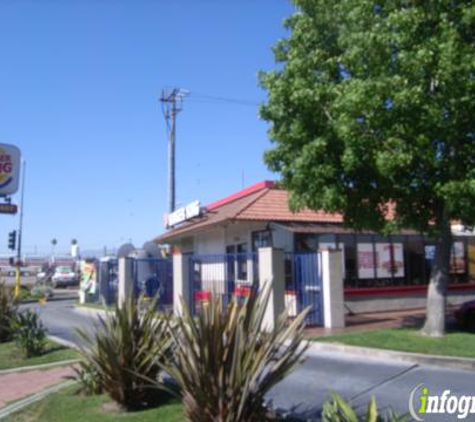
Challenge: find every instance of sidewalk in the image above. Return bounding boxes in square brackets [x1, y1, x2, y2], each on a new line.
[304, 306, 457, 337]
[0, 366, 74, 408]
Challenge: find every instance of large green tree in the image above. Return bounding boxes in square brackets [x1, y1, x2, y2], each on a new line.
[260, 0, 475, 337]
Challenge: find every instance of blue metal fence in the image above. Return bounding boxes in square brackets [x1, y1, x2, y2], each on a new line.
[98, 259, 118, 305]
[131, 257, 173, 308]
[188, 253, 258, 314]
[285, 252, 323, 326]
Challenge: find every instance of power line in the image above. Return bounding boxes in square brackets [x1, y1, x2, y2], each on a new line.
[188, 92, 260, 107]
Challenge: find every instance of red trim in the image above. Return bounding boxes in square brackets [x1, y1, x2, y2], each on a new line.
[345, 283, 475, 297]
[206, 181, 275, 211]
[194, 290, 211, 302]
[234, 286, 251, 297]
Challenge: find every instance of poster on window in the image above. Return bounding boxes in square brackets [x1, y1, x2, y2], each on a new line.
[357, 243, 405, 279]
[425, 242, 466, 274]
[376, 243, 405, 278]
[451, 241, 465, 274]
[357, 243, 376, 279]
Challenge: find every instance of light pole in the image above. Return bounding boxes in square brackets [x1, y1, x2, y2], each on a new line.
[14, 160, 26, 298]
[51, 238, 57, 264]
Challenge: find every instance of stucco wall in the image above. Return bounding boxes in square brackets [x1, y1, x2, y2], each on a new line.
[192, 221, 295, 254]
[195, 228, 225, 255]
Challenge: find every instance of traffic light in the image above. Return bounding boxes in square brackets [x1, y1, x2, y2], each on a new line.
[8, 230, 16, 251]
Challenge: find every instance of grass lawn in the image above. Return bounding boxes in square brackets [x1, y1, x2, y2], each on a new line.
[0, 339, 79, 371]
[3, 387, 184, 422]
[315, 328, 475, 358]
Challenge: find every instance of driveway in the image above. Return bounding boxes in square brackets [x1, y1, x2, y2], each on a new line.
[26, 299, 475, 421]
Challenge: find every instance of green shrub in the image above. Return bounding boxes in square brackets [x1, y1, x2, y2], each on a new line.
[0, 282, 17, 343]
[75, 295, 173, 410]
[12, 309, 47, 358]
[30, 285, 54, 300]
[322, 394, 407, 422]
[164, 286, 310, 422]
[73, 360, 103, 396]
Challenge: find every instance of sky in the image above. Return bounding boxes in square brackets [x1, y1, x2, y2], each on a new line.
[0, 0, 295, 256]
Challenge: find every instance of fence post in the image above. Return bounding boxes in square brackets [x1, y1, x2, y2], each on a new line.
[321, 249, 345, 329]
[173, 251, 190, 315]
[118, 257, 134, 309]
[258, 247, 286, 331]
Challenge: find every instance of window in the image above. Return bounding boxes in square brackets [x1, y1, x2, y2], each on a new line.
[295, 233, 318, 252]
[252, 230, 272, 251]
[226, 243, 249, 282]
[340, 234, 357, 287]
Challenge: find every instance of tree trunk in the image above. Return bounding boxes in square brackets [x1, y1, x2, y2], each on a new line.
[421, 219, 452, 337]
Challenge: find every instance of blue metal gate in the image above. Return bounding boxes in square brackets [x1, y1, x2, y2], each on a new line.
[98, 259, 118, 305]
[287, 252, 323, 326]
[131, 257, 173, 308]
[189, 253, 258, 314]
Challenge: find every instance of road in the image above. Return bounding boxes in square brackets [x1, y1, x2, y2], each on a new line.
[23, 297, 99, 346]
[25, 299, 475, 421]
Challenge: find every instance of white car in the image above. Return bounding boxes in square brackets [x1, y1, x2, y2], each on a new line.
[52, 266, 78, 287]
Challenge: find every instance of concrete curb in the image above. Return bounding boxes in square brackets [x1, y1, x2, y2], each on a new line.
[0, 360, 79, 376]
[72, 304, 107, 318]
[20, 295, 78, 305]
[0, 380, 75, 420]
[310, 341, 475, 371]
[47, 335, 80, 351]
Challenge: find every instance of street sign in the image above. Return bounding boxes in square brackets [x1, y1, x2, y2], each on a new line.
[0, 143, 21, 195]
[0, 203, 18, 214]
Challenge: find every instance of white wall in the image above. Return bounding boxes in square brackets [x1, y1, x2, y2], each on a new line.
[223, 221, 268, 251]
[195, 228, 226, 254]
[191, 222, 296, 255]
[193, 222, 279, 293]
[194, 228, 227, 293]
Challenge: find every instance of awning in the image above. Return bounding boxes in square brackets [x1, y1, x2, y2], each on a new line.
[271, 222, 419, 235]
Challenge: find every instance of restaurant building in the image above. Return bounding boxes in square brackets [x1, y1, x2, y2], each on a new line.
[155, 181, 475, 314]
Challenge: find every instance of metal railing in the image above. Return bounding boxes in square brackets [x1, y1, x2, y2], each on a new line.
[188, 252, 258, 313]
[285, 252, 323, 326]
[98, 259, 118, 305]
[130, 257, 173, 308]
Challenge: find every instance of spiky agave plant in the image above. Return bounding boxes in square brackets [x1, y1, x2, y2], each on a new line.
[164, 285, 310, 422]
[322, 394, 407, 422]
[75, 294, 173, 410]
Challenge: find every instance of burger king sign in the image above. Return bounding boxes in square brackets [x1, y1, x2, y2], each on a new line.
[0, 143, 21, 196]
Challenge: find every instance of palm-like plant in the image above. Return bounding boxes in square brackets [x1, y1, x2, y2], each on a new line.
[322, 394, 407, 422]
[75, 295, 173, 410]
[164, 285, 310, 422]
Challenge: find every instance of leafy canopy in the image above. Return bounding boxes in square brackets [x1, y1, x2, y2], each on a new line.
[260, 0, 475, 234]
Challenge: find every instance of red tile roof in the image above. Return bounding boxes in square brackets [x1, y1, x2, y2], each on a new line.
[236, 189, 343, 223]
[154, 181, 344, 243]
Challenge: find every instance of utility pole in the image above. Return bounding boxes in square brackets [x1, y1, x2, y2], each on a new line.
[14, 160, 26, 297]
[160, 87, 189, 214]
